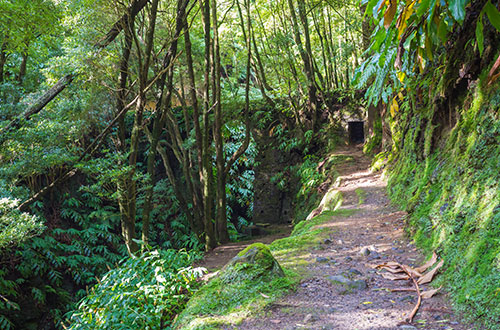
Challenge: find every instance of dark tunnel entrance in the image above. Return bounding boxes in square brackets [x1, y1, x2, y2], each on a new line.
[348, 121, 364, 144]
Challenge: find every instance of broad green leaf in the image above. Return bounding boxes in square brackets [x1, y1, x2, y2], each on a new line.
[365, 0, 383, 19]
[476, 15, 484, 56]
[485, 1, 500, 32]
[373, 0, 386, 18]
[437, 17, 449, 44]
[416, 0, 432, 18]
[448, 0, 467, 22]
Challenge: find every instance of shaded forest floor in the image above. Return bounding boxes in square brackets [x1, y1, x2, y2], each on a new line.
[199, 147, 469, 330]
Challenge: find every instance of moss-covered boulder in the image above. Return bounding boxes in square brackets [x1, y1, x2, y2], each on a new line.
[220, 243, 284, 283]
[173, 243, 291, 329]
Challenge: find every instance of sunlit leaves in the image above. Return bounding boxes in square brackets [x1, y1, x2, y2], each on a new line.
[0, 197, 44, 250]
[68, 249, 205, 330]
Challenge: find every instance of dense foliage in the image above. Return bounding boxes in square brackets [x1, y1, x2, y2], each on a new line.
[68, 249, 205, 330]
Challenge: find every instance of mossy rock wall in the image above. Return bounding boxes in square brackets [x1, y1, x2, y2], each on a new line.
[385, 35, 500, 327]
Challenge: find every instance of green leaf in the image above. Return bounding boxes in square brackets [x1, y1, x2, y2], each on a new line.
[476, 15, 484, 56]
[485, 1, 500, 32]
[448, 0, 467, 22]
[416, 0, 432, 18]
[437, 17, 449, 44]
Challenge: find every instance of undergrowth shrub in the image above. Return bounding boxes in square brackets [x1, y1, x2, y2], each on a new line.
[67, 249, 205, 330]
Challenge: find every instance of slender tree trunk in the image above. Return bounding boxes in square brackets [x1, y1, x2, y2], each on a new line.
[183, 13, 205, 235]
[120, 0, 159, 255]
[18, 47, 28, 84]
[0, 39, 7, 83]
[211, 0, 230, 244]
[288, 0, 320, 132]
[115, 11, 135, 254]
[200, 0, 216, 250]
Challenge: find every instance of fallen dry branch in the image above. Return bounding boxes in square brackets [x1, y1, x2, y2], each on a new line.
[376, 253, 444, 324]
[401, 265, 421, 323]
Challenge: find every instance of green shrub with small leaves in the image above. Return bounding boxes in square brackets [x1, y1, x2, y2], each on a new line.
[67, 249, 205, 330]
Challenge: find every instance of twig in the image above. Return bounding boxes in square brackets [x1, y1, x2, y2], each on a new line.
[391, 288, 417, 292]
[402, 265, 421, 323]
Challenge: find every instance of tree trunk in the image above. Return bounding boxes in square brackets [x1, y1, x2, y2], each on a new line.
[0, 39, 7, 83]
[211, 0, 230, 244]
[200, 0, 216, 250]
[18, 47, 28, 84]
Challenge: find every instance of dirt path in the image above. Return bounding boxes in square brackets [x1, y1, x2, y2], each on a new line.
[232, 147, 468, 330]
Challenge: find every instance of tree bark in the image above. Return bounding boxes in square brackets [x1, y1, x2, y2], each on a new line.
[211, 0, 230, 244]
[200, 0, 216, 250]
[0, 38, 8, 83]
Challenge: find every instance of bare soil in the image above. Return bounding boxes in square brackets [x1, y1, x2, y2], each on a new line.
[205, 146, 470, 330]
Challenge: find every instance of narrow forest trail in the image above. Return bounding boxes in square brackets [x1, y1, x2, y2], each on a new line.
[229, 147, 469, 330]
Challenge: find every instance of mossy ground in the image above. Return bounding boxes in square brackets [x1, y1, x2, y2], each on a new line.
[385, 81, 500, 328]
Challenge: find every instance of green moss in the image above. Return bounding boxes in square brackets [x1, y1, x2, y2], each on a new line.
[355, 188, 366, 205]
[386, 81, 500, 328]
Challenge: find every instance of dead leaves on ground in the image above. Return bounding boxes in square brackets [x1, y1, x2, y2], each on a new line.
[375, 252, 444, 323]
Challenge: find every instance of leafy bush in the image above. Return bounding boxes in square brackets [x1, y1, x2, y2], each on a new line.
[67, 249, 205, 330]
[0, 197, 44, 250]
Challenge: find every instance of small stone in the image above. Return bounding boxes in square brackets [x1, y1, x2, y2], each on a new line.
[399, 325, 417, 330]
[359, 246, 371, 256]
[368, 251, 381, 260]
[348, 268, 363, 276]
[434, 314, 443, 320]
[344, 256, 353, 262]
[337, 239, 343, 245]
[303, 314, 318, 323]
[316, 256, 329, 263]
[376, 235, 384, 240]
[328, 275, 351, 285]
[398, 295, 415, 303]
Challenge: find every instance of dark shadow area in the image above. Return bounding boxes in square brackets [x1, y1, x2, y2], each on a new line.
[348, 121, 365, 144]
